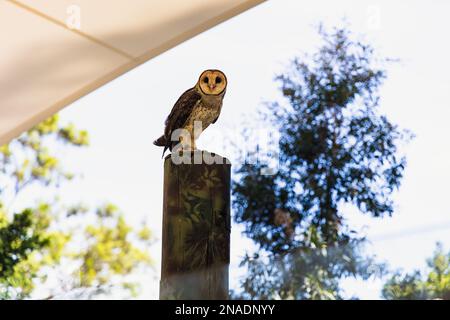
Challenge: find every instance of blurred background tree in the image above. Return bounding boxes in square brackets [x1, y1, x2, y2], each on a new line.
[0, 114, 153, 299]
[232, 26, 412, 299]
[382, 243, 450, 300]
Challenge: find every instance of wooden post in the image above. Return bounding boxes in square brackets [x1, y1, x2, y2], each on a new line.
[160, 150, 231, 300]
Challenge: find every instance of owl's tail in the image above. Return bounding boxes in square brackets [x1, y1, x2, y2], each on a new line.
[153, 135, 166, 147]
[153, 135, 170, 158]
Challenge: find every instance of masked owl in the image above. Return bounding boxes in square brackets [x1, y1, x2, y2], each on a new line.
[153, 69, 227, 157]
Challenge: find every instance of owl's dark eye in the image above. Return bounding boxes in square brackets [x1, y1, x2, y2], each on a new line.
[203, 77, 209, 83]
[215, 77, 222, 84]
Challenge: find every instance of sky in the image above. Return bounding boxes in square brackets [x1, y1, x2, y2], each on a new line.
[15, 0, 450, 299]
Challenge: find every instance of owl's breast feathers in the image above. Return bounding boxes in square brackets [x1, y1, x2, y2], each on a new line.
[184, 94, 223, 131]
[153, 87, 224, 155]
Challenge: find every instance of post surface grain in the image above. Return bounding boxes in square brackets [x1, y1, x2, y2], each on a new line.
[160, 151, 231, 299]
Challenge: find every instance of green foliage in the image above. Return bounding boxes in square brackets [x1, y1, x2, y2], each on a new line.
[0, 114, 153, 299]
[232, 26, 410, 299]
[382, 243, 450, 300]
[237, 227, 386, 300]
[0, 207, 49, 299]
[78, 209, 153, 289]
[0, 114, 86, 191]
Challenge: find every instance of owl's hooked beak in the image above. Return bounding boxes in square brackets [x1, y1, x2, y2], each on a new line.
[209, 84, 216, 91]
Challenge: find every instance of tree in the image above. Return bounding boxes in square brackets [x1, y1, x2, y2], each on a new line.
[0, 114, 153, 299]
[382, 243, 450, 300]
[232, 26, 411, 299]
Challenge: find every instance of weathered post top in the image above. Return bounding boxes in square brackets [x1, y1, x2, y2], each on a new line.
[160, 150, 231, 300]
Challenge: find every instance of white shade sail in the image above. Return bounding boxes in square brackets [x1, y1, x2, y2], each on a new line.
[0, 0, 265, 145]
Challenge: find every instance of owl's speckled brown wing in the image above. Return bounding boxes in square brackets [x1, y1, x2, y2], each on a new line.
[153, 87, 201, 155]
[164, 87, 201, 137]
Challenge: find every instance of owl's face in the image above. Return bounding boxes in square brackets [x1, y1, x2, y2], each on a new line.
[198, 70, 227, 95]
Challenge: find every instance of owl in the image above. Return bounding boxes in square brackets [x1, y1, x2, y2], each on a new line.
[154, 69, 227, 157]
